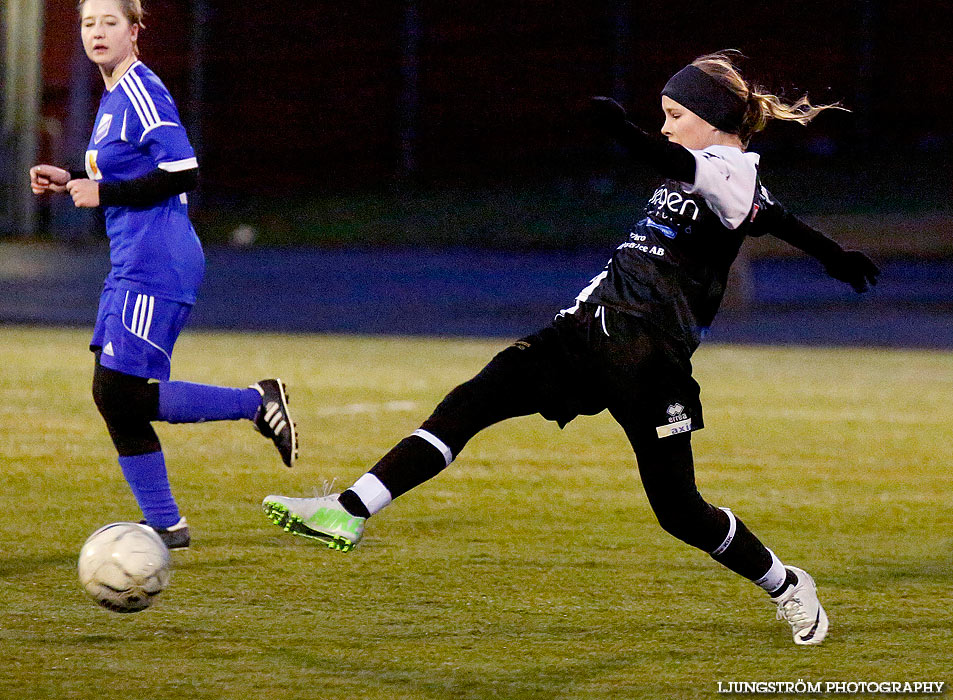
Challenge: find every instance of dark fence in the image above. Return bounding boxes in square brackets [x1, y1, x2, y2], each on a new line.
[25, 1, 953, 202]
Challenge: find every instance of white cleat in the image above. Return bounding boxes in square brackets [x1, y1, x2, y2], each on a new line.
[262, 494, 364, 552]
[771, 566, 829, 645]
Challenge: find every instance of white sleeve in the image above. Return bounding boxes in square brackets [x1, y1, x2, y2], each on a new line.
[684, 145, 760, 229]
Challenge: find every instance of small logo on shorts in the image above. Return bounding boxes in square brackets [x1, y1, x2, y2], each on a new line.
[666, 403, 687, 422]
[657, 403, 691, 438]
[103, 341, 115, 356]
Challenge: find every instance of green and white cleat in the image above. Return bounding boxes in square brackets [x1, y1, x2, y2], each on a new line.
[772, 566, 829, 646]
[262, 494, 364, 552]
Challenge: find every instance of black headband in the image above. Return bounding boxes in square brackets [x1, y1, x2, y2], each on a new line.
[661, 65, 746, 134]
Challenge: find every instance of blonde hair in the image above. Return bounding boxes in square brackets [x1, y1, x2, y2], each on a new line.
[691, 51, 847, 145]
[78, 0, 145, 55]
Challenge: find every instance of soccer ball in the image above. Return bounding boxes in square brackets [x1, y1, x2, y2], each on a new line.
[78, 522, 171, 613]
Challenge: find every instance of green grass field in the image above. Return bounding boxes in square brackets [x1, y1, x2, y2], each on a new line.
[1, 326, 951, 699]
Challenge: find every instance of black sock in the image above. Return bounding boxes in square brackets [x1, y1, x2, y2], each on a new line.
[768, 569, 799, 597]
[369, 435, 448, 499]
[709, 514, 774, 581]
[338, 490, 370, 519]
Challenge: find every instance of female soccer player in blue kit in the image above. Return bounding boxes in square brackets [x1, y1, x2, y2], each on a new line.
[30, 0, 297, 549]
[263, 52, 880, 645]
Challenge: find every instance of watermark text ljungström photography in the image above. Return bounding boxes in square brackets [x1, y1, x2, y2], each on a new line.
[716, 680, 945, 695]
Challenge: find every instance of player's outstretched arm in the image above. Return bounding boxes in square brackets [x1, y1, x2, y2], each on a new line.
[29, 164, 70, 194]
[586, 96, 697, 183]
[821, 248, 881, 293]
[758, 202, 880, 293]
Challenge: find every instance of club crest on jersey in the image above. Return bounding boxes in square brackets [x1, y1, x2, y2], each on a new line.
[94, 113, 113, 144]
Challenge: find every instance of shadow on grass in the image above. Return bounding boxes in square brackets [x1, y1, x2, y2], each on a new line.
[0, 553, 76, 577]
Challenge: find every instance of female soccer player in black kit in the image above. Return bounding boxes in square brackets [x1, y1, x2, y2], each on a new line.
[263, 52, 879, 645]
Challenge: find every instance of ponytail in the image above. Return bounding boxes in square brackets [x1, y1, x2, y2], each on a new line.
[691, 51, 847, 145]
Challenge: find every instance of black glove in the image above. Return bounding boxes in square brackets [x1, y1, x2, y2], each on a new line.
[824, 250, 880, 292]
[587, 96, 628, 135]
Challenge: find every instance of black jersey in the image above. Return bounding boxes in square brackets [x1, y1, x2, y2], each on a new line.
[571, 145, 779, 353]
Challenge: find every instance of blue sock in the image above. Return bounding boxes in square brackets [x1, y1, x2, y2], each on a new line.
[157, 381, 260, 423]
[118, 451, 180, 528]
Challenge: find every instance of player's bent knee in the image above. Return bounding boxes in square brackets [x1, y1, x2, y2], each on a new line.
[93, 391, 161, 456]
[92, 363, 158, 424]
[653, 508, 695, 543]
[92, 363, 161, 455]
[423, 381, 493, 452]
[651, 499, 721, 551]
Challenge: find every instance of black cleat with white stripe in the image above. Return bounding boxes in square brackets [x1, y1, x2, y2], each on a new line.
[251, 378, 298, 468]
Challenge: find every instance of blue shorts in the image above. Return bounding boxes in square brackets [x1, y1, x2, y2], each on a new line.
[90, 283, 193, 380]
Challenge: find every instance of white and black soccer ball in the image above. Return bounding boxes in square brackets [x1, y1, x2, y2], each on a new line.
[77, 522, 171, 613]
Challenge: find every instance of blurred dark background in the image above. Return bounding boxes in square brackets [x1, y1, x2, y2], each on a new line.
[2, 1, 951, 344]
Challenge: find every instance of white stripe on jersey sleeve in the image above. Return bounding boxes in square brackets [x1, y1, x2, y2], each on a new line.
[130, 71, 163, 124]
[141, 120, 184, 139]
[129, 70, 181, 140]
[684, 145, 760, 230]
[157, 157, 199, 172]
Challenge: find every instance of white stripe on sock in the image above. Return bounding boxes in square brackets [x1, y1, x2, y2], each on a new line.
[412, 428, 453, 467]
[756, 548, 788, 595]
[710, 507, 737, 556]
[350, 473, 392, 516]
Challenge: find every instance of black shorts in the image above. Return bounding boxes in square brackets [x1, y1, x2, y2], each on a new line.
[498, 302, 704, 442]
